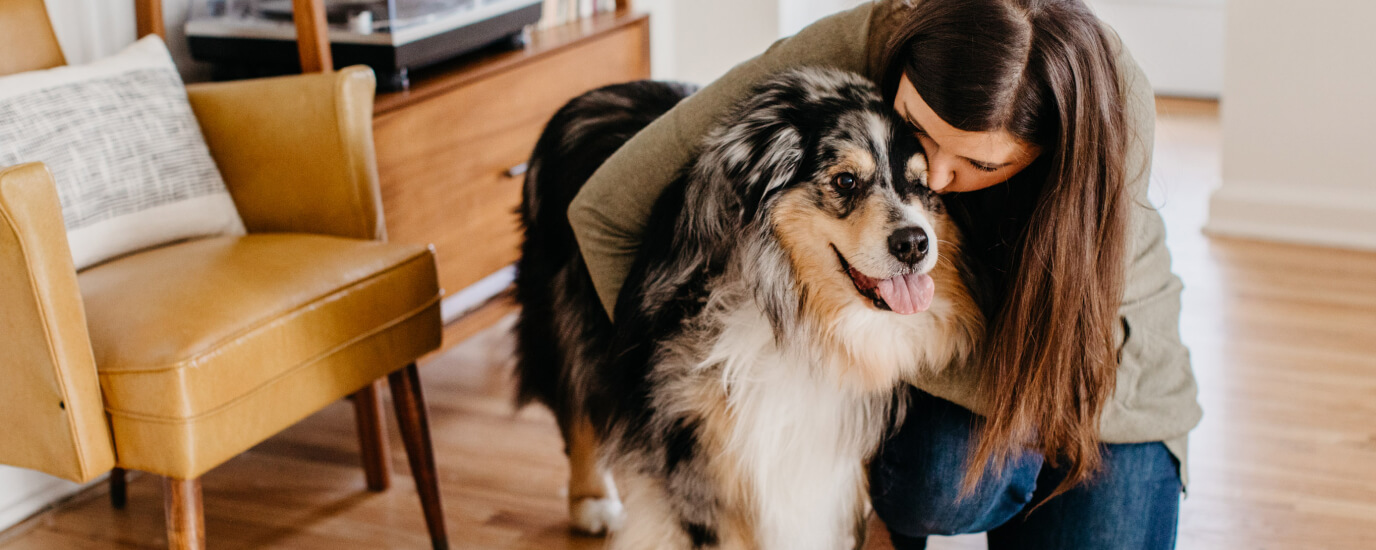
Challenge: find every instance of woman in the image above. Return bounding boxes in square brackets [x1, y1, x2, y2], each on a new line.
[567, 0, 1202, 548]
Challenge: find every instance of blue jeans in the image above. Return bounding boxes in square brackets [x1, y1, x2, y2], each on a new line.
[870, 388, 1183, 550]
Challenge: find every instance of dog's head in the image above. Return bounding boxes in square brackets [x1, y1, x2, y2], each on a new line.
[685, 68, 982, 387]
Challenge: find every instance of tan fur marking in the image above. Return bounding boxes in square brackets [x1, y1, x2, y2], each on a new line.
[832, 145, 878, 181]
[771, 190, 904, 389]
[674, 378, 758, 543]
[906, 151, 929, 185]
[929, 214, 983, 353]
[564, 416, 614, 501]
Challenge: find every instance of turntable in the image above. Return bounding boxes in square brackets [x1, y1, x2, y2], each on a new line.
[186, 0, 544, 89]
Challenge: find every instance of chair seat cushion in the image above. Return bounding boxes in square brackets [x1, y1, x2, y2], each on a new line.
[79, 234, 441, 477]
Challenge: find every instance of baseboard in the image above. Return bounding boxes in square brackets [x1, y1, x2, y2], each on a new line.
[440, 265, 516, 324]
[1205, 182, 1376, 251]
[0, 473, 90, 535]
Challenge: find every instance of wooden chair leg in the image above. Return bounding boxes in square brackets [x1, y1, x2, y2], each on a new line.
[388, 363, 449, 550]
[109, 467, 127, 509]
[353, 381, 392, 491]
[162, 477, 205, 550]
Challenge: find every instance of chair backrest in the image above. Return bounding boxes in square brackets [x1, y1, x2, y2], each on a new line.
[0, 0, 65, 77]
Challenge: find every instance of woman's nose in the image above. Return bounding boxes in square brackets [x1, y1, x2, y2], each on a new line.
[926, 159, 955, 191]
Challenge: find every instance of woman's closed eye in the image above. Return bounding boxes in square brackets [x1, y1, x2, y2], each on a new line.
[967, 160, 1000, 173]
[906, 121, 1000, 173]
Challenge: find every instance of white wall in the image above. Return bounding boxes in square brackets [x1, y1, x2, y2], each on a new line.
[1086, 0, 1224, 98]
[41, 0, 135, 64]
[648, 0, 1224, 96]
[642, 0, 864, 84]
[1206, 0, 1376, 250]
[663, 0, 780, 85]
[42, 0, 210, 81]
[0, 469, 85, 534]
[778, 0, 866, 38]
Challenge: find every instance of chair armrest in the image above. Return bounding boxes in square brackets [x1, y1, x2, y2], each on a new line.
[0, 163, 115, 483]
[186, 66, 385, 241]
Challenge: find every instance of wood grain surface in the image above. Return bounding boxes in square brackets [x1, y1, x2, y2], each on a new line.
[134, 0, 164, 39]
[291, 0, 332, 73]
[352, 382, 393, 493]
[160, 478, 203, 550]
[374, 13, 650, 301]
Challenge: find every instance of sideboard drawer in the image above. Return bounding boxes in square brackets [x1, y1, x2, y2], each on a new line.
[374, 16, 651, 298]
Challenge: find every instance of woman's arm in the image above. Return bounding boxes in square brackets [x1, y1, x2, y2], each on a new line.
[567, 3, 876, 320]
[1101, 25, 1203, 443]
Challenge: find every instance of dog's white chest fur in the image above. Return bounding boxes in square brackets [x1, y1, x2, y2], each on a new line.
[695, 304, 890, 549]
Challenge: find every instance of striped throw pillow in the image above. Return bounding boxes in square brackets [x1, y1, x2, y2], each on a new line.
[0, 36, 244, 271]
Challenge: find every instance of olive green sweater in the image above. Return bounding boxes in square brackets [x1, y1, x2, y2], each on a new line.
[566, 0, 1201, 481]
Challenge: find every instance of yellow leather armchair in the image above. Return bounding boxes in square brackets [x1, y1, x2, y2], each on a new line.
[0, 2, 449, 549]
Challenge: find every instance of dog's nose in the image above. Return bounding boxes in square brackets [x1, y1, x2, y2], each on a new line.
[888, 227, 930, 265]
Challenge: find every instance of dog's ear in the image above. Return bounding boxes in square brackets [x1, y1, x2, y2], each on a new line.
[697, 97, 808, 223]
[736, 124, 804, 221]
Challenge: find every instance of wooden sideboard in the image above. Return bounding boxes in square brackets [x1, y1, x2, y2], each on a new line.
[372, 11, 650, 349]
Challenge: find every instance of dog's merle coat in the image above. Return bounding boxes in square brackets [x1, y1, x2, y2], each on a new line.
[514, 68, 982, 550]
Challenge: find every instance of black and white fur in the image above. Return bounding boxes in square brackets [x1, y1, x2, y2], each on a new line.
[514, 68, 982, 550]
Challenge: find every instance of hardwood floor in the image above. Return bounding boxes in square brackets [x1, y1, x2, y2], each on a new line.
[3, 98, 1374, 549]
[0, 323, 599, 550]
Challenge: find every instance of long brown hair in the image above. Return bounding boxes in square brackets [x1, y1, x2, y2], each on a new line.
[879, 0, 1130, 497]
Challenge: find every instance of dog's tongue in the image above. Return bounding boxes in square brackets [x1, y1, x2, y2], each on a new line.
[876, 273, 935, 315]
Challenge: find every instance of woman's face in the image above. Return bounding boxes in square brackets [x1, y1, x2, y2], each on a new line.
[893, 74, 1042, 193]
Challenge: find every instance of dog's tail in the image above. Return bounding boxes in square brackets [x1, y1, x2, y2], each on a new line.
[513, 80, 697, 420]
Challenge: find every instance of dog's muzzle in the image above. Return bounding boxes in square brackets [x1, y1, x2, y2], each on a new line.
[833, 245, 936, 315]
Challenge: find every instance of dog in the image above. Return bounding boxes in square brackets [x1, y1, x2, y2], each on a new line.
[513, 67, 983, 550]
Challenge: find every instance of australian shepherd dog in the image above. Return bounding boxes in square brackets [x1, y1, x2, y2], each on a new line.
[513, 68, 983, 550]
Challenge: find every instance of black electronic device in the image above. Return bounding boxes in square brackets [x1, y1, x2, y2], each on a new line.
[186, 0, 543, 89]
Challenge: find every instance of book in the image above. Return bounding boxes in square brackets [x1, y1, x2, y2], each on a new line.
[542, 0, 618, 27]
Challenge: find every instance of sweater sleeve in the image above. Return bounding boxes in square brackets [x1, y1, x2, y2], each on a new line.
[567, 3, 877, 320]
[1098, 25, 1203, 447]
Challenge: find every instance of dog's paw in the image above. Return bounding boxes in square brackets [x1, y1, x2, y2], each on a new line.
[570, 496, 624, 535]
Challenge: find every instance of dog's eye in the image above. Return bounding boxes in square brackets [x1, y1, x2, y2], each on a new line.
[832, 173, 857, 191]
